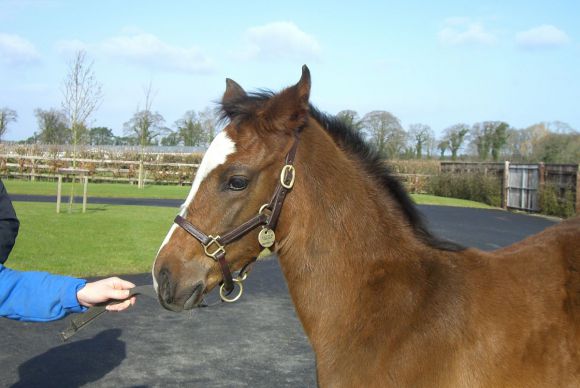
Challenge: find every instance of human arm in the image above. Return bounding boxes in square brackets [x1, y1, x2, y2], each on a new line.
[0, 264, 87, 322]
[0, 266, 136, 321]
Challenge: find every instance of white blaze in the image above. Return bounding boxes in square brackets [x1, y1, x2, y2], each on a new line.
[152, 131, 236, 291]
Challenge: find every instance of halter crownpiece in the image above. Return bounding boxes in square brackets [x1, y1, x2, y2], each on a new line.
[174, 130, 301, 303]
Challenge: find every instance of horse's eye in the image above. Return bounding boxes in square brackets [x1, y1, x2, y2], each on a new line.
[228, 176, 248, 191]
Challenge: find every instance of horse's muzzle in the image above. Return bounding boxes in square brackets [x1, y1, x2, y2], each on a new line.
[157, 267, 205, 311]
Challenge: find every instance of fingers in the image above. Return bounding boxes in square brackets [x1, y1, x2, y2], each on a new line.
[105, 297, 136, 312]
[105, 277, 136, 290]
[106, 288, 132, 300]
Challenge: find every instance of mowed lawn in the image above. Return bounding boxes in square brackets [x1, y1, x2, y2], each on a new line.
[9, 202, 177, 277]
[4, 179, 190, 199]
[411, 194, 493, 209]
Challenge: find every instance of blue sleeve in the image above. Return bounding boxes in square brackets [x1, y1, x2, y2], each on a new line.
[0, 265, 88, 322]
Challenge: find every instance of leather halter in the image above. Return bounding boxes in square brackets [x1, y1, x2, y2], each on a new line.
[173, 131, 300, 302]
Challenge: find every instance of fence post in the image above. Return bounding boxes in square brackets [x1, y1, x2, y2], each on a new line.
[538, 162, 545, 213]
[502, 161, 510, 209]
[138, 161, 144, 189]
[56, 175, 62, 213]
[574, 164, 580, 214]
[31, 159, 36, 182]
[82, 176, 88, 213]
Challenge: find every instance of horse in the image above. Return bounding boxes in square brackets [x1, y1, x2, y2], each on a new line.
[152, 66, 580, 387]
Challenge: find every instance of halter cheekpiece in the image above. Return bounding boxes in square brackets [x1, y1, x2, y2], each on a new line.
[174, 130, 301, 303]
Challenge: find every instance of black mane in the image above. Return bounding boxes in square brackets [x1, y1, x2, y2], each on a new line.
[219, 91, 464, 252]
[308, 107, 463, 252]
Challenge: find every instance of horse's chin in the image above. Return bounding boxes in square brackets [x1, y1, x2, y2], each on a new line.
[183, 288, 204, 310]
[159, 301, 185, 312]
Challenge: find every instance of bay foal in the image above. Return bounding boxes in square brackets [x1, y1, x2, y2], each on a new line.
[153, 66, 580, 387]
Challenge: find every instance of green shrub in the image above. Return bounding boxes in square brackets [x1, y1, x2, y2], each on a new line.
[428, 172, 502, 207]
[387, 160, 440, 175]
[539, 184, 576, 218]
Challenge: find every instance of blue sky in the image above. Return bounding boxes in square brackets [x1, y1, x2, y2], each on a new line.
[1, 0, 579, 141]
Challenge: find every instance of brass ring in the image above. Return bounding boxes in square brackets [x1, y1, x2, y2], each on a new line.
[258, 203, 270, 215]
[219, 278, 243, 303]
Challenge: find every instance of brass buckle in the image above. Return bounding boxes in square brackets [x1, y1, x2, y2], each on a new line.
[203, 235, 225, 259]
[219, 278, 244, 303]
[280, 165, 296, 189]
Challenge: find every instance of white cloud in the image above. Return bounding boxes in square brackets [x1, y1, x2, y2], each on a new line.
[100, 32, 215, 74]
[235, 21, 320, 61]
[0, 33, 40, 65]
[438, 20, 496, 46]
[516, 25, 571, 49]
[55, 39, 90, 55]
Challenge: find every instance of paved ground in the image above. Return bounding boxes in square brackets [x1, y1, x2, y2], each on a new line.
[0, 203, 558, 388]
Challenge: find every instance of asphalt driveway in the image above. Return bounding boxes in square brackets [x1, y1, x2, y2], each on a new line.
[0, 205, 558, 387]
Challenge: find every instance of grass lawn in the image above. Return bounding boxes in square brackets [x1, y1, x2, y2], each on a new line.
[411, 194, 494, 209]
[3, 179, 190, 199]
[8, 202, 177, 277]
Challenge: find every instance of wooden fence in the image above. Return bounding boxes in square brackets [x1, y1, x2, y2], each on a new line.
[0, 154, 200, 186]
[441, 161, 579, 213]
[3, 153, 577, 214]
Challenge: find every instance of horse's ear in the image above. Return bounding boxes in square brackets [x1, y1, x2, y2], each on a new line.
[260, 65, 311, 132]
[296, 65, 311, 108]
[223, 78, 246, 105]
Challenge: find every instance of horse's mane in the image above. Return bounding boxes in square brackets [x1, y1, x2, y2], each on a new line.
[220, 91, 464, 252]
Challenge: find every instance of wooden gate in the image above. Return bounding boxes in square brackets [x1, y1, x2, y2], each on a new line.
[506, 164, 540, 211]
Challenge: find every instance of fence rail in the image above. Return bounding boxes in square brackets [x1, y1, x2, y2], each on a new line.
[0, 154, 200, 185]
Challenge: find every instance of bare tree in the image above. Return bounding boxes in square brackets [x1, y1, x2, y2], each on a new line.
[469, 121, 509, 161]
[174, 110, 204, 146]
[61, 50, 103, 211]
[34, 108, 69, 144]
[362, 110, 406, 158]
[124, 109, 165, 146]
[437, 139, 449, 159]
[408, 123, 433, 159]
[199, 107, 218, 144]
[0, 108, 17, 141]
[61, 50, 103, 154]
[547, 120, 575, 134]
[123, 81, 166, 188]
[336, 110, 363, 132]
[470, 122, 493, 160]
[444, 124, 469, 161]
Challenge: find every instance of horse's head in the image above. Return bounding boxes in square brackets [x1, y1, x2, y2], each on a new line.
[152, 66, 311, 311]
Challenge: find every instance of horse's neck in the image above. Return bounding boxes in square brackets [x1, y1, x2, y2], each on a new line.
[275, 122, 434, 350]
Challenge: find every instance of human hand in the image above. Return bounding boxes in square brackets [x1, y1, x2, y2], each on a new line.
[76, 277, 136, 312]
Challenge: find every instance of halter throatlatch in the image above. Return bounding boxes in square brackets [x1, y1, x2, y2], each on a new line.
[173, 131, 300, 303]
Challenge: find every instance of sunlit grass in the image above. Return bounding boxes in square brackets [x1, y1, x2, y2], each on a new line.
[8, 202, 177, 277]
[4, 179, 190, 199]
[411, 194, 494, 209]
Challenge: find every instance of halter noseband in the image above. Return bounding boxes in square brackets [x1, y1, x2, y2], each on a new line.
[173, 131, 300, 303]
